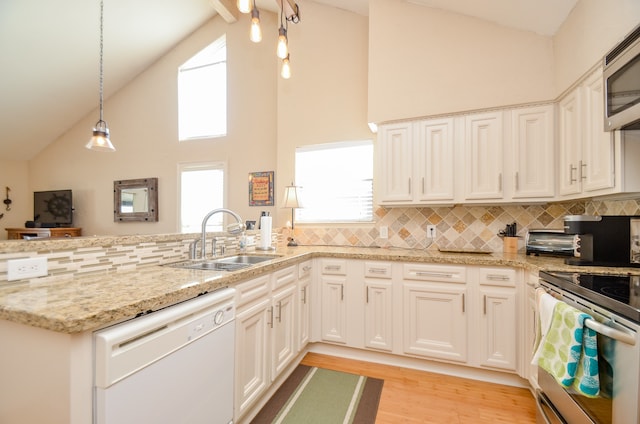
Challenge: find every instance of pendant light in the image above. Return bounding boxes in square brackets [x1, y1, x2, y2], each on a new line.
[281, 54, 291, 79]
[249, 1, 262, 43]
[86, 0, 115, 152]
[276, 3, 288, 59]
[237, 0, 251, 14]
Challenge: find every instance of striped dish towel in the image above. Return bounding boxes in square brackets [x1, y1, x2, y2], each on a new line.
[537, 301, 600, 397]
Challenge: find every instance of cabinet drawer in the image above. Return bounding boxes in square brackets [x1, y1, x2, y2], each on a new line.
[272, 265, 297, 291]
[478, 267, 516, 287]
[320, 259, 347, 275]
[364, 262, 392, 279]
[235, 275, 270, 309]
[403, 263, 466, 283]
[298, 260, 313, 279]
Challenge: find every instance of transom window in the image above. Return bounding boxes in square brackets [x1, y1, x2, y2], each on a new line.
[294, 140, 374, 223]
[178, 35, 227, 140]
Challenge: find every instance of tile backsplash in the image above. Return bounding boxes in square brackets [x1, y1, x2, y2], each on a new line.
[283, 199, 640, 252]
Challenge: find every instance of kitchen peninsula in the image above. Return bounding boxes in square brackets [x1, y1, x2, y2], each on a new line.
[2, 234, 639, 423]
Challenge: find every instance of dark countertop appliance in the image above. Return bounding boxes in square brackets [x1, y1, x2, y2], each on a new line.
[563, 215, 640, 267]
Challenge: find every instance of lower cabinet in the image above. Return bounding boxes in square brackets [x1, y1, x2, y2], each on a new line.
[402, 264, 468, 363]
[319, 259, 348, 344]
[476, 268, 517, 371]
[364, 262, 393, 351]
[234, 265, 299, 420]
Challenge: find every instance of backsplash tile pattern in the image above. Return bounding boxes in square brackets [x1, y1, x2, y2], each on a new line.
[287, 202, 587, 252]
[586, 199, 640, 215]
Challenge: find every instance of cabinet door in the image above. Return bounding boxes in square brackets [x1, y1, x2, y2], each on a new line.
[511, 105, 555, 199]
[378, 123, 413, 203]
[478, 287, 517, 371]
[297, 261, 312, 351]
[464, 112, 504, 200]
[582, 69, 615, 193]
[403, 282, 467, 363]
[320, 276, 347, 344]
[525, 274, 539, 388]
[271, 285, 296, 379]
[415, 118, 455, 202]
[235, 298, 271, 418]
[557, 89, 582, 196]
[364, 281, 393, 352]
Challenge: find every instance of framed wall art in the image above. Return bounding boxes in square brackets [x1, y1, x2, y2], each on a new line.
[249, 171, 274, 206]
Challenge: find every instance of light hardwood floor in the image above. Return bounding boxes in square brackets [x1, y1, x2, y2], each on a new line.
[300, 352, 537, 423]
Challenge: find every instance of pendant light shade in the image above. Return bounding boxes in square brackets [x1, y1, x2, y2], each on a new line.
[87, 0, 115, 152]
[86, 120, 115, 151]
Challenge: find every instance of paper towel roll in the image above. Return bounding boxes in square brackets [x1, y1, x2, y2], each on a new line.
[260, 215, 272, 249]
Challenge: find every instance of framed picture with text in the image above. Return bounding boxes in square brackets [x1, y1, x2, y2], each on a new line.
[248, 171, 274, 206]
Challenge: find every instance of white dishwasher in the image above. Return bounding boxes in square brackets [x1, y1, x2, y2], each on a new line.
[94, 287, 235, 424]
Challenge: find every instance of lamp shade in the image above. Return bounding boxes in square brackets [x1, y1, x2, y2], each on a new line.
[282, 184, 301, 208]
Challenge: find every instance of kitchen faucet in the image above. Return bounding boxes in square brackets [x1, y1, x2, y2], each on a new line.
[197, 208, 245, 259]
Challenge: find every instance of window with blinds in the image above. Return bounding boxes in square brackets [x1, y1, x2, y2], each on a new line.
[294, 140, 373, 223]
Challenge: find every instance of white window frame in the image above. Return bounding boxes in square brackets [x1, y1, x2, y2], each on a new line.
[294, 140, 374, 224]
[177, 161, 227, 233]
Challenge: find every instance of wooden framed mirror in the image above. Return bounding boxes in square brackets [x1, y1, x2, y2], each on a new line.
[114, 178, 158, 222]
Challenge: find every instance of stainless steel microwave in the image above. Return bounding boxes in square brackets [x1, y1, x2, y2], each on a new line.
[604, 24, 640, 131]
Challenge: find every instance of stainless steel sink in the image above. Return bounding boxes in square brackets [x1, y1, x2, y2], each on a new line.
[166, 254, 280, 271]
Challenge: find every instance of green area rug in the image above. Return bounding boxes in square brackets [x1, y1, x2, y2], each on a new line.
[251, 365, 384, 424]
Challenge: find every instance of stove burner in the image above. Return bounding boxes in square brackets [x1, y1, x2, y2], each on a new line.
[599, 286, 630, 303]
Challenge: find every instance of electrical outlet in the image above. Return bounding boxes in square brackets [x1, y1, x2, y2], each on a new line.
[426, 225, 437, 239]
[7, 257, 48, 281]
[379, 226, 388, 239]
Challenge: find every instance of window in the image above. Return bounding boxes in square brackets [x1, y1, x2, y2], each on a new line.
[295, 141, 374, 223]
[178, 35, 227, 140]
[178, 162, 225, 233]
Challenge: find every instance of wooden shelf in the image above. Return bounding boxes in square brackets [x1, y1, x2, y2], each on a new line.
[5, 227, 82, 240]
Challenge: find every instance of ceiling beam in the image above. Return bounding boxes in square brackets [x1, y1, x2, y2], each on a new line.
[210, 0, 239, 23]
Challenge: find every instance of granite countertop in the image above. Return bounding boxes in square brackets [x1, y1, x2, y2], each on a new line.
[2, 245, 639, 334]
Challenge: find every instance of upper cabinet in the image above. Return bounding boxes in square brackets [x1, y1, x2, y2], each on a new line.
[378, 119, 455, 205]
[510, 105, 555, 199]
[557, 68, 615, 197]
[378, 105, 555, 205]
[464, 112, 504, 201]
[557, 67, 640, 200]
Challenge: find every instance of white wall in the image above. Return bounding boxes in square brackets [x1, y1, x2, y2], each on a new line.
[367, 0, 555, 124]
[0, 160, 30, 235]
[28, 13, 279, 236]
[553, 0, 640, 95]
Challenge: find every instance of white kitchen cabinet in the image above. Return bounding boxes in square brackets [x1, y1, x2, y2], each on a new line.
[319, 259, 348, 344]
[525, 271, 540, 389]
[234, 266, 298, 420]
[477, 268, 517, 371]
[378, 122, 413, 203]
[558, 67, 616, 198]
[363, 262, 393, 352]
[464, 111, 504, 200]
[378, 119, 456, 205]
[415, 118, 456, 202]
[402, 264, 468, 363]
[297, 260, 312, 351]
[235, 296, 270, 418]
[271, 284, 296, 379]
[509, 105, 555, 199]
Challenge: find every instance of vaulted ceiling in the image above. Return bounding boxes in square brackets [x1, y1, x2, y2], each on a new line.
[0, 0, 577, 161]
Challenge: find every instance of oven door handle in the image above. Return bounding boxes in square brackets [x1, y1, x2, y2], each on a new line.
[585, 318, 636, 346]
[535, 390, 563, 424]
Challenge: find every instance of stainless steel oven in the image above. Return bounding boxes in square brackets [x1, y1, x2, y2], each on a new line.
[536, 271, 639, 424]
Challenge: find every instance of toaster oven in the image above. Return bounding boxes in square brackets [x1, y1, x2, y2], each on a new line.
[525, 230, 579, 257]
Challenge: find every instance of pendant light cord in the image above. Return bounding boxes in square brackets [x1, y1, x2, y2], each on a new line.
[98, 0, 104, 123]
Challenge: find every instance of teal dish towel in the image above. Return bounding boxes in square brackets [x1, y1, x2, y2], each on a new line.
[538, 302, 600, 397]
